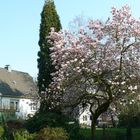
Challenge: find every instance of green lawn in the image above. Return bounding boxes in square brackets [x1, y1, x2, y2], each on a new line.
[79, 128, 140, 140]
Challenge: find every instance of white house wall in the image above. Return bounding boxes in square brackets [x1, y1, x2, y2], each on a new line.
[1, 97, 10, 110]
[0, 97, 39, 119]
[79, 107, 118, 127]
[79, 108, 91, 126]
[16, 98, 37, 119]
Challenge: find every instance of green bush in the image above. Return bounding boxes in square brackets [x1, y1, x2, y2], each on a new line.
[118, 112, 140, 128]
[118, 102, 140, 128]
[7, 120, 25, 130]
[35, 127, 69, 140]
[25, 111, 80, 139]
[13, 129, 36, 140]
[26, 111, 65, 132]
[0, 112, 17, 121]
[64, 120, 80, 140]
[0, 125, 4, 137]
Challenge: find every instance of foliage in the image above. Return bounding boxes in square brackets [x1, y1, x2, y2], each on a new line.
[1, 115, 10, 140]
[118, 103, 140, 128]
[13, 129, 36, 140]
[118, 99, 140, 128]
[64, 120, 80, 140]
[35, 127, 69, 140]
[26, 111, 64, 132]
[37, 0, 62, 112]
[25, 111, 80, 139]
[0, 119, 26, 140]
[6, 120, 24, 130]
[0, 125, 4, 137]
[0, 112, 17, 121]
[48, 5, 140, 139]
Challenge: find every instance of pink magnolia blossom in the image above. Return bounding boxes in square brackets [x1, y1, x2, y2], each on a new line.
[46, 6, 140, 130]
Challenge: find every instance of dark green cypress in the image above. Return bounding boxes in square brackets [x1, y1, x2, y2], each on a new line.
[37, 0, 62, 112]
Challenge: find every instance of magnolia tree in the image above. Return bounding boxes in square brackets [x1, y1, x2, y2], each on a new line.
[47, 5, 140, 139]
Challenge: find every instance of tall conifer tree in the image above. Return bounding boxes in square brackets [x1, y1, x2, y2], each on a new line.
[37, 0, 62, 112]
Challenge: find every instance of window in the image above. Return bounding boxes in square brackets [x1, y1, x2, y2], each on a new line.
[10, 99, 19, 111]
[10, 101, 14, 110]
[90, 115, 92, 120]
[30, 102, 37, 111]
[83, 115, 87, 121]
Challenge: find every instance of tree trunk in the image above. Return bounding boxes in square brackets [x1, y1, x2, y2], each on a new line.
[91, 116, 96, 140]
[126, 125, 132, 140]
[111, 114, 116, 127]
[89, 96, 112, 139]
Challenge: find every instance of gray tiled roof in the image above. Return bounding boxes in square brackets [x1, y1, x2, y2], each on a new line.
[0, 67, 38, 98]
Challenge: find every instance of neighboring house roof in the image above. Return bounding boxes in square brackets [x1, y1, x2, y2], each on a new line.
[0, 66, 38, 98]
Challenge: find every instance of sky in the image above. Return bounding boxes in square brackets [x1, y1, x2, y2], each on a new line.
[0, 0, 140, 78]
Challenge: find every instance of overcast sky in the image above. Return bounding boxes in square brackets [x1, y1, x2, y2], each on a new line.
[0, 0, 140, 78]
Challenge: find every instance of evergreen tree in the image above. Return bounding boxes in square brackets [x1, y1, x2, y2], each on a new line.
[37, 0, 62, 112]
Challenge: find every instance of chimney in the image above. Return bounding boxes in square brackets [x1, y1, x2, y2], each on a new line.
[5, 65, 11, 72]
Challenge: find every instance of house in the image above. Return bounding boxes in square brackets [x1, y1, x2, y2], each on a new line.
[79, 106, 119, 127]
[79, 107, 92, 127]
[0, 65, 39, 119]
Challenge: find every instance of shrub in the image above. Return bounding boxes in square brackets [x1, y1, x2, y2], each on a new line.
[6, 119, 25, 139]
[1, 112, 17, 121]
[0, 125, 4, 137]
[25, 111, 80, 139]
[35, 127, 69, 140]
[13, 129, 36, 140]
[118, 112, 140, 128]
[7, 120, 24, 130]
[26, 111, 65, 132]
[64, 120, 80, 140]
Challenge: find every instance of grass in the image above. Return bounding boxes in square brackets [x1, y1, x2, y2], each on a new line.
[79, 128, 140, 140]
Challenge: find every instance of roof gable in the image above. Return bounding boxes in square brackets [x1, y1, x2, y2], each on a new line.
[0, 68, 38, 98]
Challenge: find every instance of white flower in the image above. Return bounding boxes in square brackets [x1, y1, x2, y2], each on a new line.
[112, 108, 116, 111]
[81, 59, 85, 62]
[62, 55, 66, 58]
[134, 85, 137, 90]
[61, 64, 67, 68]
[115, 75, 119, 78]
[116, 82, 119, 85]
[77, 69, 81, 73]
[121, 81, 125, 85]
[122, 90, 125, 93]
[131, 99, 135, 102]
[66, 61, 70, 64]
[70, 60, 74, 63]
[112, 82, 115, 85]
[57, 78, 61, 81]
[128, 86, 133, 90]
[66, 73, 69, 76]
